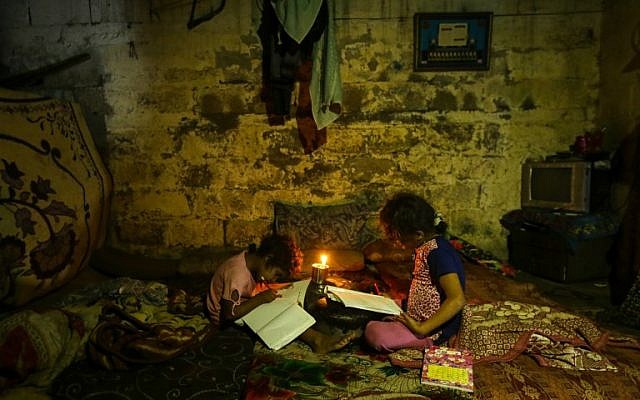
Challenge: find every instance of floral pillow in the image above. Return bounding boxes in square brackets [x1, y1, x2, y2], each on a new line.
[273, 202, 377, 272]
[0, 89, 112, 307]
[274, 201, 375, 251]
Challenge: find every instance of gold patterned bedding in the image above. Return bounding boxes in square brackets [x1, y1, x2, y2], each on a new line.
[0, 88, 112, 307]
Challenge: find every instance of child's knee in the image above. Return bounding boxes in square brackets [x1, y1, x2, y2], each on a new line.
[364, 321, 392, 352]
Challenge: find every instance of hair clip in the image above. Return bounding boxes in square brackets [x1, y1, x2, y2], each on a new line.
[434, 212, 444, 226]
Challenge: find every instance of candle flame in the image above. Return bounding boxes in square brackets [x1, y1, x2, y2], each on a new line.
[321, 254, 328, 266]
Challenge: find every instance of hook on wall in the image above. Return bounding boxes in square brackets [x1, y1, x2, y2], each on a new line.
[187, 0, 226, 30]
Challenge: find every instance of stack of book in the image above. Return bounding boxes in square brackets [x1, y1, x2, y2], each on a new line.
[421, 346, 474, 393]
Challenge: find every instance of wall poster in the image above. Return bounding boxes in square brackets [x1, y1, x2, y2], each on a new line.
[414, 12, 493, 71]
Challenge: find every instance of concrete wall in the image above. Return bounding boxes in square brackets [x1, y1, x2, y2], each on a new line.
[0, 0, 605, 261]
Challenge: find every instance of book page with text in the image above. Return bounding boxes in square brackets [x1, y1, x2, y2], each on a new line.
[241, 279, 311, 335]
[327, 286, 402, 315]
[257, 303, 316, 350]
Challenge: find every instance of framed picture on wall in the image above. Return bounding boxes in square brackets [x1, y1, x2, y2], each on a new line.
[414, 12, 493, 71]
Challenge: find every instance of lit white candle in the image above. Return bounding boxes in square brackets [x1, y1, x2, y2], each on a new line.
[312, 255, 329, 284]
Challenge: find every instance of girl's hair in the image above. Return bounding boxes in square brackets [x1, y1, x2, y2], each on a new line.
[380, 192, 447, 241]
[250, 233, 302, 277]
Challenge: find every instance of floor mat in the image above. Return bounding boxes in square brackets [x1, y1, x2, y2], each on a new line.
[243, 340, 472, 400]
[51, 326, 254, 400]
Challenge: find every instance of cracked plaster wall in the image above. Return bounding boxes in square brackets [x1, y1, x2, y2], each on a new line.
[0, 0, 609, 261]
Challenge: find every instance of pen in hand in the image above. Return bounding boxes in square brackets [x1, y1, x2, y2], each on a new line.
[260, 275, 271, 290]
[259, 276, 283, 297]
[373, 282, 381, 295]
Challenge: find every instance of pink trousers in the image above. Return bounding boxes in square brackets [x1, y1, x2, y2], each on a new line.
[364, 319, 432, 353]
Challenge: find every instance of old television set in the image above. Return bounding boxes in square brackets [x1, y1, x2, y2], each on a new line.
[521, 160, 610, 213]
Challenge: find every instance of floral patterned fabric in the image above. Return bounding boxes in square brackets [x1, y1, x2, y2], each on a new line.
[0, 309, 85, 391]
[0, 88, 112, 307]
[1, 277, 214, 396]
[456, 301, 609, 363]
[245, 340, 469, 400]
[389, 303, 621, 373]
[449, 236, 517, 277]
[406, 240, 441, 323]
[620, 272, 640, 328]
[244, 263, 640, 400]
[526, 333, 617, 371]
[245, 336, 640, 400]
[53, 325, 254, 400]
[274, 201, 375, 251]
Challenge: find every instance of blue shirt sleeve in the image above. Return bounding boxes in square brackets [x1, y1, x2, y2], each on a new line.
[425, 236, 465, 345]
[426, 237, 465, 288]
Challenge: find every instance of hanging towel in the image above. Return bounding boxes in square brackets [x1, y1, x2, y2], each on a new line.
[271, 0, 342, 130]
[270, 0, 324, 43]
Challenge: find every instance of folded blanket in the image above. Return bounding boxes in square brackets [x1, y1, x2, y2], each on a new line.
[87, 304, 207, 370]
[526, 333, 616, 371]
[1, 277, 212, 393]
[455, 301, 610, 364]
[0, 309, 85, 390]
[388, 301, 621, 372]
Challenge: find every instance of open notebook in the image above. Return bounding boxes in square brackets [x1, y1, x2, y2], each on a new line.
[326, 286, 402, 315]
[240, 279, 315, 351]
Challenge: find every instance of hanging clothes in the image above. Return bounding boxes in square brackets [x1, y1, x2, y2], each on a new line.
[259, 0, 342, 153]
[272, 0, 342, 130]
[306, 0, 342, 131]
[258, 2, 303, 123]
[270, 0, 324, 43]
[295, 58, 326, 153]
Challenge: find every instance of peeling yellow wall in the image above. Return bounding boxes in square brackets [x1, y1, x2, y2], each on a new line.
[0, 0, 608, 261]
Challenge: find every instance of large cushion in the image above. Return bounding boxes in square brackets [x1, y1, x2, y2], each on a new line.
[274, 201, 375, 251]
[0, 89, 112, 307]
[274, 201, 376, 272]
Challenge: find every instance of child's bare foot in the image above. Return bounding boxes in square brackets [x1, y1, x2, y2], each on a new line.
[313, 330, 359, 354]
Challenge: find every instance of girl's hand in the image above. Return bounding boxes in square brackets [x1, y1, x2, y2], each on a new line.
[396, 312, 420, 334]
[255, 289, 280, 304]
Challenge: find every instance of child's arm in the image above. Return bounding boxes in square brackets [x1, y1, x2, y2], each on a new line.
[363, 239, 413, 263]
[220, 289, 280, 322]
[397, 272, 465, 336]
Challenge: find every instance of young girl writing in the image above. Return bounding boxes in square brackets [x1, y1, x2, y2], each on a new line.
[206, 233, 357, 353]
[364, 193, 466, 352]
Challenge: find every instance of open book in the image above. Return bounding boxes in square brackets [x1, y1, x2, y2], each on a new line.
[421, 346, 474, 393]
[240, 279, 315, 351]
[326, 286, 402, 315]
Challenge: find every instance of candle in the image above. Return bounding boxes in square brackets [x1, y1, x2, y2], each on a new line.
[312, 254, 329, 284]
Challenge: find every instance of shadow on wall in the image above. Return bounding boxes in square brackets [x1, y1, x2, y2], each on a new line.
[0, 53, 110, 160]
